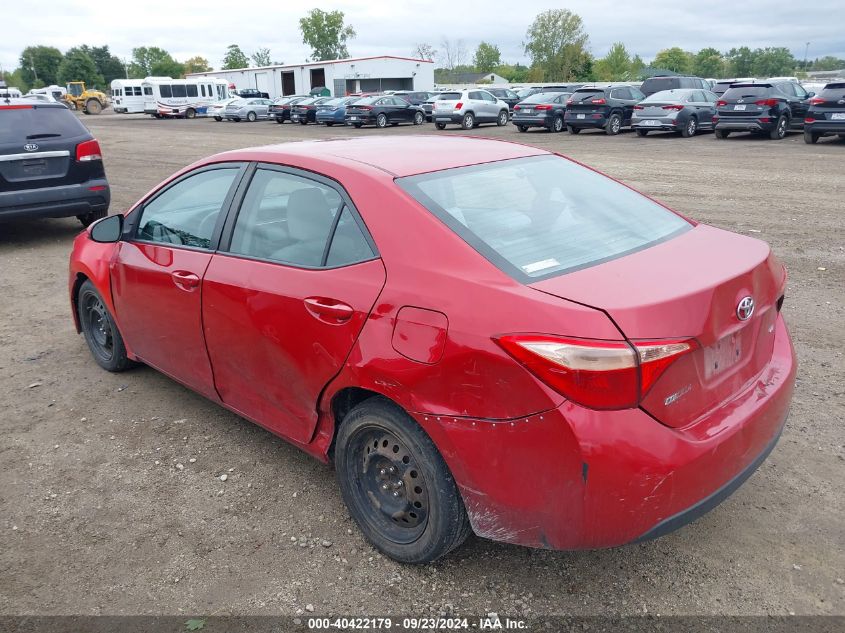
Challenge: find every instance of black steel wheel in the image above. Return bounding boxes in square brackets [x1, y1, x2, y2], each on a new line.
[77, 280, 133, 372]
[335, 398, 471, 563]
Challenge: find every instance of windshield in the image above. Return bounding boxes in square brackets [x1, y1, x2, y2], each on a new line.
[396, 155, 691, 281]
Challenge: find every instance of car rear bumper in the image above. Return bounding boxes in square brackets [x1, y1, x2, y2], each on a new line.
[632, 118, 680, 131]
[0, 179, 110, 220]
[345, 115, 375, 124]
[565, 113, 607, 128]
[416, 314, 796, 550]
[715, 117, 774, 132]
[805, 121, 845, 134]
[433, 113, 465, 124]
[511, 115, 551, 128]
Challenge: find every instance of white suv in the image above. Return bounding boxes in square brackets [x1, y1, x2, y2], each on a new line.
[432, 89, 510, 130]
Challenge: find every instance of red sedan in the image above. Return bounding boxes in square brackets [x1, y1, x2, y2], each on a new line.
[69, 136, 796, 563]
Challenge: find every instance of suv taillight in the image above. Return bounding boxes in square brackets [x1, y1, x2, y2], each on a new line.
[76, 139, 102, 162]
[495, 334, 696, 410]
[716, 100, 728, 107]
[808, 97, 825, 105]
[590, 98, 606, 105]
[754, 98, 779, 107]
[455, 101, 463, 110]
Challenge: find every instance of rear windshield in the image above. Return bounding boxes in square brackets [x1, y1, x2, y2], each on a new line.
[522, 92, 557, 104]
[820, 85, 845, 99]
[437, 92, 461, 100]
[641, 78, 680, 94]
[0, 105, 88, 144]
[396, 155, 690, 281]
[722, 86, 770, 99]
[570, 90, 603, 103]
[642, 90, 688, 103]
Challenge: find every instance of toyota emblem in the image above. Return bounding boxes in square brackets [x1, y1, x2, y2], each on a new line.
[24, 143, 39, 152]
[737, 296, 755, 321]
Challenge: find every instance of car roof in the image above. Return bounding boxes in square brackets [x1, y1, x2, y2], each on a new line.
[211, 136, 549, 178]
[1, 98, 67, 109]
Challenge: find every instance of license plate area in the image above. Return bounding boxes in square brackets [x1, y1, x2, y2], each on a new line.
[577, 113, 585, 119]
[734, 104, 747, 111]
[703, 332, 743, 380]
[643, 119, 660, 126]
[831, 112, 845, 120]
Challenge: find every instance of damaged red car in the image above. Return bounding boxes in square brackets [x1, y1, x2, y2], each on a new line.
[69, 136, 796, 563]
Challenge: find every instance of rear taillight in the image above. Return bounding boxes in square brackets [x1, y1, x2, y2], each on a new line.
[566, 98, 573, 105]
[805, 117, 815, 123]
[455, 101, 463, 110]
[513, 105, 521, 111]
[495, 334, 696, 410]
[716, 100, 727, 107]
[808, 97, 825, 105]
[591, 98, 606, 105]
[633, 105, 644, 110]
[662, 104, 684, 111]
[535, 104, 552, 110]
[358, 105, 372, 110]
[76, 139, 102, 162]
[754, 98, 779, 107]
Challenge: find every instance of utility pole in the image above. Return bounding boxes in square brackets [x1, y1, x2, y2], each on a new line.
[803, 42, 810, 70]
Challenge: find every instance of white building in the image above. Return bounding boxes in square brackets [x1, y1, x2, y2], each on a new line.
[187, 56, 435, 99]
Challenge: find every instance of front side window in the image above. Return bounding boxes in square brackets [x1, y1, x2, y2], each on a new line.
[171, 84, 187, 98]
[144, 86, 152, 96]
[137, 168, 240, 249]
[228, 169, 373, 268]
[397, 155, 691, 281]
[159, 85, 172, 98]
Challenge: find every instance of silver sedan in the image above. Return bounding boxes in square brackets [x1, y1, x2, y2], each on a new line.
[631, 89, 718, 137]
[224, 98, 273, 122]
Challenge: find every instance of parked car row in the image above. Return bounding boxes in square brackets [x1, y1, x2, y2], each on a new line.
[205, 79, 845, 143]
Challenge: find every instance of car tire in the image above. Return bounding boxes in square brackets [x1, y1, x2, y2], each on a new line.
[681, 116, 698, 138]
[568, 125, 581, 134]
[636, 129, 649, 137]
[551, 115, 564, 133]
[804, 130, 819, 144]
[84, 99, 102, 115]
[461, 113, 475, 130]
[326, 122, 334, 127]
[233, 117, 241, 122]
[497, 110, 508, 126]
[77, 280, 134, 373]
[354, 123, 363, 128]
[606, 113, 622, 135]
[334, 397, 471, 564]
[413, 111, 424, 125]
[376, 113, 388, 128]
[517, 125, 528, 133]
[770, 115, 787, 140]
[714, 129, 730, 139]
[435, 123, 446, 130]
[185, 108, 196, 120]
[214, 116, 223, 122]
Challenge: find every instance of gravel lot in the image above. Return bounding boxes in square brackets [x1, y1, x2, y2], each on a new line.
[1, 113, 843, 619]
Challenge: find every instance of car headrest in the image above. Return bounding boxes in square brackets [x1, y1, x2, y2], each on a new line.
[287, 188, 333, 241]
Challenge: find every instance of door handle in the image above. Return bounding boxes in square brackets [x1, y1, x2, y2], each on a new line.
[171, 270, 200, 290]
[304, 297, 354, 322]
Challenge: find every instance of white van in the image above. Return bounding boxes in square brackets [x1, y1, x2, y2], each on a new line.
[111, 79, 147, 113]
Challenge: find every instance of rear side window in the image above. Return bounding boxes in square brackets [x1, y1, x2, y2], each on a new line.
[227, 168, 374, 268]
[172, 85, 187, 98]
[159, 85, 172, 98]
[187, 84, 198, 97]
[144, 87, 152, 96]
[0, 106, 89, 144]
[137, 168, 240, 249]
[397, 155, 690, 281]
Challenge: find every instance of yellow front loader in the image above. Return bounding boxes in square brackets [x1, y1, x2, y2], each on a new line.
[63, 81, 108, 114]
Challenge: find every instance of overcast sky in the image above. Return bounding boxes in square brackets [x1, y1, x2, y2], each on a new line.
[3, 1, 844, 74]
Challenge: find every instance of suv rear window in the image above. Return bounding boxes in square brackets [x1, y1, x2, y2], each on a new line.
[570, 90, 603, 103]
[820, 84, 845, 99]
[397, 155, 690, 281]
[0, 105, 89, 144]
[437, 92, 461, 100]
[722, 86, 770, 99]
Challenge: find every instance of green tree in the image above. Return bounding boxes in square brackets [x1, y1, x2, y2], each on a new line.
[222, 45, 249, 70]
[129, 46, 183, 78]
[594, 42, 631, 80]
[251, 47, 272, 67]
[473, 42, 501, 73]
[58, 49, 104, 88]
[524, 9, 590, 81]
[494, 63, 529, 83]
[652, 47, 692, 74]
[811, 56, 845, 71]
[726, 47, 755, 77]
[692, 47, 725, 78]
[630, 54, 645, 79]
[19, 45, 64, 87]
[183, 56, 212, 74]
[299, 9, 356, 61]
[751, 47, 796, 77]
[1, 67, 28, 92]
[79, 45, 125, 83]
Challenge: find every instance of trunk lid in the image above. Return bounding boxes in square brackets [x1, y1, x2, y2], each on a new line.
[530, 225, 786, 428]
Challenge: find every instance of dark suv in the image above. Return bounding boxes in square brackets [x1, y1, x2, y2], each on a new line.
[236, 88, 270, 99]
[804, 82, 845, 144]
[564, 85, 645, 135]
[640, 76, 711, 97]
[1, 99, 109, 226]
[714, 81, 813, 140]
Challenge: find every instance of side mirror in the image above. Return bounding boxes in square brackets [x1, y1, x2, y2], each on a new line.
[90, 214, 123, 243]
[806, 91, 815, 98]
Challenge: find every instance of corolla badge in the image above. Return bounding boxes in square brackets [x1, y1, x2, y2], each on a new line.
[737, 296, 755, 321]
[24, 143, 39, 152]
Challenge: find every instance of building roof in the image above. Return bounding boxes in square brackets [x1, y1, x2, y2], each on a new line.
[209, 136, 547, 178]
[187, 55, 433, 76]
